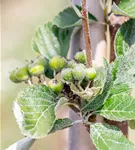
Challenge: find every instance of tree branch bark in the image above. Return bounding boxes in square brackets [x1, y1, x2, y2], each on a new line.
[82, 0, 92, 67]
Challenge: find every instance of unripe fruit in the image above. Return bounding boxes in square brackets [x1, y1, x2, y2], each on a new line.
[74, 50, 86, 64]
[48, 79, 64, 94]
[49, 56, 67, 72]
[9, 70, 21, 83]
[85, 68, 97, 80]
[74, 63, 86, 69]
[15, 65, 30, 81]
[67, 60, 77, 68]
[72, 67, 85, 81]
[28, 56, 47, 76]
[61, 68, 73, 81]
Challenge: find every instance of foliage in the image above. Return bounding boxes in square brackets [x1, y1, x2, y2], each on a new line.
[8, 2, 135, 150]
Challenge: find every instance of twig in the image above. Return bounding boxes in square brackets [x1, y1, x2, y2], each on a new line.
[82, 0, 92, 67]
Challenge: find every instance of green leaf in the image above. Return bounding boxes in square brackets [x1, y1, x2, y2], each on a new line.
[32, 22, 73, 59]
[6, 137, 35, 150]
[52, 7, 81, 28]
[81, 60, 112, 112]
[52, 6, 97, 28]
[111, 57, 121, 80]
[112, 1, 135, 18]
[115, 19, 135, 56]
[49, 118, 73, 134]
[128, 120, 135, 129]
[114, 48, 135, 88]
[32, 22, 60, 60]
[13, 84, 58, 138]
[97, 93, 135, 121]
[52, 25, 74, 57]
[90, 123, 135, 150]
[109, 83, 131, 96]
[55, 97, 68, 112]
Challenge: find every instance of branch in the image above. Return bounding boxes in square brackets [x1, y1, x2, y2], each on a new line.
[82, 0, 92, 67]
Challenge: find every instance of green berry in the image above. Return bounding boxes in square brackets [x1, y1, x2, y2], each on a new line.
[74, 63, 86, 69]
[28, 56, 47, 76]
[48, 79, 64, 94]
[67, 60, 77, 68]
[61, 68, 73, 81]
[85, 68, 96, 80]
[37, 56, 48, 71]
[74, 50, 86, 64]
[9, 70, 21, 83]
[15, 65, 30, 81]
[49, 56, 67, 72]
[72, 67, 85, 81]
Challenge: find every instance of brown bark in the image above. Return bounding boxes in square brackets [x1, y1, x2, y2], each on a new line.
[81, 0, 92, 67]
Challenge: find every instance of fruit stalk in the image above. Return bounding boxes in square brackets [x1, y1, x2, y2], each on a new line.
[82, 0, 92, 67]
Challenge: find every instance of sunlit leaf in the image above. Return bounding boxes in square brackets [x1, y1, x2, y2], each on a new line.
[13, 84, 57, 138]
[97, 93, 135, 121]
[112, 1, 135, 18]
[115, 19, 135, 56]
[90, 123, 135, 150]
[52, 6, 97, 28]
[32, 22, 73, 59]
[114, 48, 135, 88]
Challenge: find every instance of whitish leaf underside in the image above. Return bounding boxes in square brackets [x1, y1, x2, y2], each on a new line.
[90, 123, 135, 150]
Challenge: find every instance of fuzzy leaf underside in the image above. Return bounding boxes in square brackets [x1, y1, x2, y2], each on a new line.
[6, 137, 35, 150]
[49, 118, 73, 134]
[32, 22, 60, 59]
[90, 123, 135, 150]
[32, 22, 73, 59]
[13, 84, 57, 138]
[115, 19, 135, 56]
[112, 1, 135, 18]
[52, 6, 97, 28]
[81, 60, 112, 112]
[13, 85, 74, 139]
[114, 48, 135, 88]
[97, 93, 135, 121]
[109, 83, 131, 96]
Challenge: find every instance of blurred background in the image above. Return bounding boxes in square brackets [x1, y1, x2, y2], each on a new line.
[1, 0, 71, 149]
[1, 0, 135, 150]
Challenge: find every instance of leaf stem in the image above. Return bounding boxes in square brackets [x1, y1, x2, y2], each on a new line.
[82, 0, 92, 67]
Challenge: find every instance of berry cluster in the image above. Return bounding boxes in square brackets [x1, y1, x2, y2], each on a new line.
[10, 50, 97, 98]
[9, 56, 48, 83]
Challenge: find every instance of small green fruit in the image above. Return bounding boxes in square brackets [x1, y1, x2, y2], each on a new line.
[9, 70, 21, 83]
[72, 67, 85, 81]
[15, 65, 30, 81]
[61, 68, 73, 81]
[74, 50, 86, 64]
[85, 68, 96, 80]
[28, 56, 47, 76]
[67, 60, 77, 68]
[74, 63, 86, 69]
[49, 56, 67, 72]
[48, 79, 64, 94]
